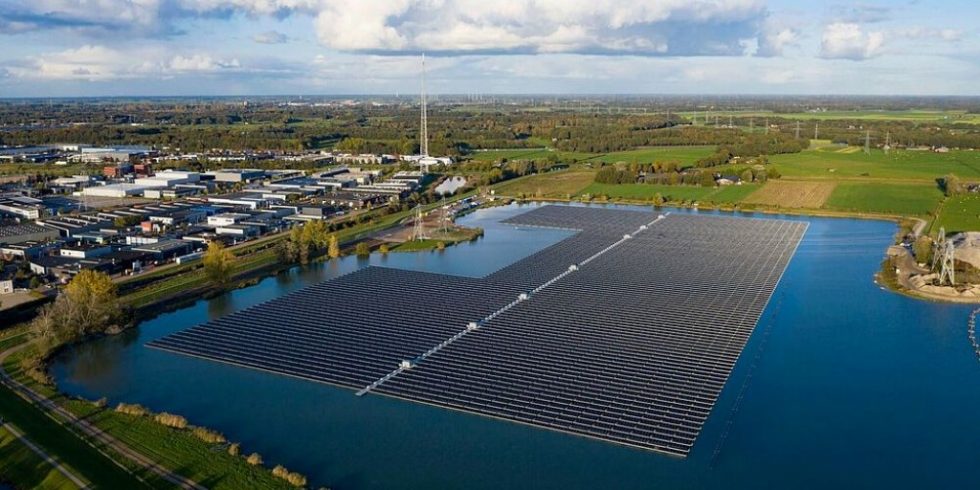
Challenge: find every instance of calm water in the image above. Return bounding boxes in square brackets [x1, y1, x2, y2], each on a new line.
[434, 176, 467, 195]
[52, 203, 979, 489]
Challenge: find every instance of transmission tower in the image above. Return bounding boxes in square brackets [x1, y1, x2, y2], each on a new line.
[795, 121, 801, 139]
[885, 131, 891, 154]
[932, 226, 946, 271]
[764, 117, 769, 135]
[728, 114, 733, 128]
[749, 118, 754, 132]
[814, 122, 819, 140]
[939, 240, 956, 286]
[420, 53, 429, 158]
[864, 130, 871, 154]
[412, 206, 427, 241]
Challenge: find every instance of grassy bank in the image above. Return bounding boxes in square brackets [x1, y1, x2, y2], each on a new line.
[2, 340, 297, 490]
[0, 424, 81, 490]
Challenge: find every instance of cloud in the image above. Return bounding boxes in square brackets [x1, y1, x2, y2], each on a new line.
[253, 30, 288, 44]
[5, 45, 244, 81]
[756, 19, 800, 57]
[2, 1, 774, 57]
[893, 27, 962, 42]
[820, 22, 885, 60]
[829, 4, 892, 23]
[310, 0, 770, 56]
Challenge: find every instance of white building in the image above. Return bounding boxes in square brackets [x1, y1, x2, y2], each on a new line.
[82, 183, 149, 198]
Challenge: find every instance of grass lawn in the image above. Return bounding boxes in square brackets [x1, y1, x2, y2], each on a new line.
[770, 147, 980, 181]
[592, 146, 716, 165]
[582, 183, 758, 204]
[494, 169, 596, 198]
[932, 195, 980, 234]
[824, 182, 944, 215]
[467, 148, 597, 162]
[0, 425, 80, 490]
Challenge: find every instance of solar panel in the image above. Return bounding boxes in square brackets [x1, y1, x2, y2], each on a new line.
[148, 205, 806, 456]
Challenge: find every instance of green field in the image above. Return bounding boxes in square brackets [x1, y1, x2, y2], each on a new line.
[592, 146, 716, 165]
[469, 146, 715, 166]
[0, 425, 80, 490]
[583, 183, 759, 204]
[932, 195, 980, 233]
[678, 110, 980, 124]
[824, 182, 944, 215]
[770, 148, 980, 181]
[494, 169, 596, 197]
[467, 148, 596, 162]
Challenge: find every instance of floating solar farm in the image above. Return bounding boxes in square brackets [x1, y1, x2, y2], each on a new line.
[148, 206, 807, 456]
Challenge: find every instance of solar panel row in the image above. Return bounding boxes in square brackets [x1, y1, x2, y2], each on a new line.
[148, 205, 806, 456]
[375, 209, 806, 455]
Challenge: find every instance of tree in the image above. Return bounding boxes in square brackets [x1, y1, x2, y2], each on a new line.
[31, 269, 122, 347]
[355, 242, 370, 257]
[436, 241, 446, 251]
[203, 241, 234, 287]
[379, 244, 390, 254]
[327, 234, 340, 259]
[913, 236, 934, 265]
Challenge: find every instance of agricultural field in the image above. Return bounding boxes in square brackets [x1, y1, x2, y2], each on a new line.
[769, 147, 980, 181]
[582, 182, 759, 204]
[932, 195, 980, 234]
[824, 182, 944, 216]
[742, 181, 838, 208]
[494, 169, 596, 198]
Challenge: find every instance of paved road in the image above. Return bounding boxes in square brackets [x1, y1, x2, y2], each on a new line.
[2, 422, 90, 489]
[0, 341, 206, 490]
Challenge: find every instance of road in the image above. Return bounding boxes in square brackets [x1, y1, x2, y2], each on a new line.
[0, 340, 206, 490]
[2, 422, 90, 489]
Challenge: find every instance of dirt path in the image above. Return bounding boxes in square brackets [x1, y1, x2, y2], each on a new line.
[0, 341, 206, 490]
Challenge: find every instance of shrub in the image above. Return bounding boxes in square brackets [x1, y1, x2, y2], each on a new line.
[355, 242, 370, 257]
[115, 403, 149, 417]
[285, 472, 307, 487]
[191, 427, 226, 444]
[379, 244, 390, 254]
[246, 453, 263, 465]
[154, 412, 188, 429]
[227, 443, 240, 456]
[92, 397, 108, 408]
[272, 465, 307, 487]
[436, 241, 446, 251]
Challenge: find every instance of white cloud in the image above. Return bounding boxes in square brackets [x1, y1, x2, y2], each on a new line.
[4, 0, 770, 56]
[310, 0, 767, 55]
[757, 21, 799, 57]
[821, 22, 885, 60]
[253, 30, 289, 44]
[6, 45, 243, 81]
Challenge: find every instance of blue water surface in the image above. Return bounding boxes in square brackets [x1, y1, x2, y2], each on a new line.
[51, 203, 978, 489]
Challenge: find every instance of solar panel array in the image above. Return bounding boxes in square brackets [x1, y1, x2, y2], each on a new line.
[148, 205, 806, 456]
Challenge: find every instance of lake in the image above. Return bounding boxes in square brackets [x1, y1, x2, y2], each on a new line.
[52, 203, 979, 489]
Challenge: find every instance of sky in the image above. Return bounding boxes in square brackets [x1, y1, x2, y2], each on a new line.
[0, 0, 977, 97]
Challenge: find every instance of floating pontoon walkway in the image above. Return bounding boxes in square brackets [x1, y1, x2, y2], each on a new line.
[148, 206, 807, 456]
